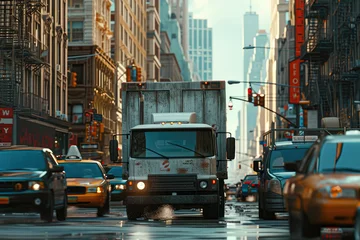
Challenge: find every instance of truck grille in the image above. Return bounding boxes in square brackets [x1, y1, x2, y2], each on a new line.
[148, 174, 197, 192]
[67, 186, 86, 194]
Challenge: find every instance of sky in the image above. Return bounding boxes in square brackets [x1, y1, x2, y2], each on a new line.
[188, 0, 271, 136]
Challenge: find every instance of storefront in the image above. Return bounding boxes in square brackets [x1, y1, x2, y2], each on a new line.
[17, 116, 70, 155]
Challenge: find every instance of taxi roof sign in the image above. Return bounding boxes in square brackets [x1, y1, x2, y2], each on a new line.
[292, 135, 318, 142]
[65, 145, 82, 160]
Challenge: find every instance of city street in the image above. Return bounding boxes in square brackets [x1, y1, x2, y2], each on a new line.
[0, 198, 290, 240]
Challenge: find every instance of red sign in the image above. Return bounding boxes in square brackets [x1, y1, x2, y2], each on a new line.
[295, 0, 305, 57]
[289, 59, 301, 104]
[0, 108, 13, 146]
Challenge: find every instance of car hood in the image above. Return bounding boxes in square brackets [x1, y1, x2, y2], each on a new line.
[0, 171, 46, 180]
[66, 178, 105, 187]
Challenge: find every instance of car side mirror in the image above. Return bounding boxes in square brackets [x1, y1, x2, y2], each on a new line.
[52, 165, 64, 173]
[106, 174, 115, 180]
[226, 137, 235, 160]
[284, 162, 298, 172]
[253, 160, 262, 172]
[109, 140, 119, 162]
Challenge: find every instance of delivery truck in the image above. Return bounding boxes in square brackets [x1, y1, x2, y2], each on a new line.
[109, 81, 235, 219]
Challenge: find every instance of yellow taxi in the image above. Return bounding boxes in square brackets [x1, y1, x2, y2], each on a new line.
[283, 133, 360, 239]
[58, 146, 113, 217]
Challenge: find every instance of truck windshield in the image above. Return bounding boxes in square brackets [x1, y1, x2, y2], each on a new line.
[269, 148, 308, 173]
[130, 129, 215, 158]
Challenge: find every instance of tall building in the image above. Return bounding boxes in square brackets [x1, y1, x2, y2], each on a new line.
[68, 0, 116, 162]
[146, 0, 161, 82]
[160, 31, 183, 81]
[239, 9, 259, 175]
[111, 0, 148, 158]
[169, 0, 189, 60]
[160, 0, 193, 81]
[188, 13, 213, 81]
[0, 1, 70, 154]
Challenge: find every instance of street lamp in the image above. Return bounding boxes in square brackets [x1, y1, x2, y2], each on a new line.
[227, 80, 301, 89]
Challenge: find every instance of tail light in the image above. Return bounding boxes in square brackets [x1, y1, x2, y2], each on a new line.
[251, 184, 256, 187]
[244, 180, 252, 185]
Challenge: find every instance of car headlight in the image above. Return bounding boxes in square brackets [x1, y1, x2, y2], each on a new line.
[199, 181, 208, 189]
[315, 186, 357, 199]
[137, 181, 145, 190]
[115, 184, 126, 190]
[28, 181, 44, 191]
[87, 186, 104, 193]
[268, 179, 281, 195]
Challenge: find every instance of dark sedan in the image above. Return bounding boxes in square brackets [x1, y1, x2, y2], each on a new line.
[105, 165, 127, 201]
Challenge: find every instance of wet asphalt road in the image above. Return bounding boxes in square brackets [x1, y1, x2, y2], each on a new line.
[0, 197, 292, 240]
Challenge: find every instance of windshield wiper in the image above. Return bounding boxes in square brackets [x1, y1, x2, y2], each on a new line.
[141, 147, 168, 159]
[166, 141, 206, 157]
[322, 168, 360, 173]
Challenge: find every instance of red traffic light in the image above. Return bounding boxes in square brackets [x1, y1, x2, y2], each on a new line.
[247, 88, 252, 95]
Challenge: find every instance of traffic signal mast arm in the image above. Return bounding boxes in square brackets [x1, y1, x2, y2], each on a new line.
[229, 96, 298, 128]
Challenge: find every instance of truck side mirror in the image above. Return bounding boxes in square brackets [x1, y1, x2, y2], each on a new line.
[109, 140, 119, 162]
[226, 137, 235, 160]
[253, 160, 262, 172]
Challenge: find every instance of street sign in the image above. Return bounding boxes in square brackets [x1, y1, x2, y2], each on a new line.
[0, 108, 13, 146]
[93, 114, 103, 122]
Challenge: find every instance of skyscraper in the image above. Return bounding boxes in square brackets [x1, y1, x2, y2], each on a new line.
[188, 13, 213, 81]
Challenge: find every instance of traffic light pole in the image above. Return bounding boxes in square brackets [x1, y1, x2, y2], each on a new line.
[229, 96, 298, 128]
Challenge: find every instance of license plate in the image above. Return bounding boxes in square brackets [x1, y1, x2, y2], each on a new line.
[68, 196, 78, 203]
[0, 197, 9, 204]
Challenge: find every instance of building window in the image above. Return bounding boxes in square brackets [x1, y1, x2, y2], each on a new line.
[72, 104, 83, 124]
[69, 0, 83, 8]
[68, 21, 84, 42]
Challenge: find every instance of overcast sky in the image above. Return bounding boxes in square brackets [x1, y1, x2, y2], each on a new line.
[188, 0, 271, 135]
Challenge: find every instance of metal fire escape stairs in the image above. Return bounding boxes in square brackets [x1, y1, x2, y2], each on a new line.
[0, 0, 47, 108]
[334, 1, 357, 126]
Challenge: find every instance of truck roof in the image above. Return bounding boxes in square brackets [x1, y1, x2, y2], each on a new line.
[131, 123, 213, 130]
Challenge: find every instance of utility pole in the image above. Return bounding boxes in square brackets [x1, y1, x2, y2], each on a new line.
[113, 0, 121, 135]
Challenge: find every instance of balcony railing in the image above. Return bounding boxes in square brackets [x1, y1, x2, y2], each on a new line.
[301, 30, 333, 61]
[20, 93, 49, 114]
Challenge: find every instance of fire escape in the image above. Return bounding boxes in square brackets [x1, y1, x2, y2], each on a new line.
[301, 0, 333, 119]
[0, 0, 48, 108]
[332, 0, 358, 127]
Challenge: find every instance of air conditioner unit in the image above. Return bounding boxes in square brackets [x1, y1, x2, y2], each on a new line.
[61, 114, 68, 121]
[56, 64, 61, 72]
[55, 111, 62, 118]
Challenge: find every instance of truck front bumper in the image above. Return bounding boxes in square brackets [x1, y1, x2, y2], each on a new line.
[264, 191, 285, 213]
[127, 195, 218, 205]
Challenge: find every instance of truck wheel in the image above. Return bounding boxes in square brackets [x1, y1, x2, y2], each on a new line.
[126, 205, 144, 220]
[203, 203, 219, 219]
[40, 193, 54, 223]
[97, 193, 110, 217]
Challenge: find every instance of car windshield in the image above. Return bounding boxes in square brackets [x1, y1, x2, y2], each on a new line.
[0, 150, 46, 171]
[60, 162, 104, 179]
[318, 140, 360, 173]
[107, 166, 122, 177]
[130, 128, 215, 158]
[269, 148, 309, 172]
[244, 175, 258, 182]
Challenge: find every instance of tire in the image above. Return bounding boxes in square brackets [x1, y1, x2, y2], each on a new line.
[258, 198, 263, 219]
[262, 207, 276, 220]
[97, 193, 110, 217]
[299, 211, 320, 238]
[203, 203, 219, 219]
[126, 205, 144, 220]
[56, 193, 67, 221]
[40, 193, 54, 223]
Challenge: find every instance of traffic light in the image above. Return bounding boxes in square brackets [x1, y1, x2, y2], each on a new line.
[126, 66, 132, 82]
[85, 111, 93, 123]
[91, 121, 98, 137]
[247, 88, 252, 102]
[259, 94, 265, 107]
[131, 65, 137, 82]
[71, 72, 77, 87]
[100, 123, 104, 133]
[253, 94, 259, 106]
[136, 66, 142, 81]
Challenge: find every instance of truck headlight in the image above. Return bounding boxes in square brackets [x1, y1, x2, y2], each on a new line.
[28, 181, 44, 191]
[137, 181, 145, 190]
[115, 184, 126, 190]
[199, 181, 208, 189]
[268, 179, 281, 195]
[315, 186, 357, 199]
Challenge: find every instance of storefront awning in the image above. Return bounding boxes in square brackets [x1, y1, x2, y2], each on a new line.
[19, 116, 69, 133]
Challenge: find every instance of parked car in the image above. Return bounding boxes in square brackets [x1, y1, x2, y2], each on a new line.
[104, 165, 127, 202]
[0, 146, 67, 222]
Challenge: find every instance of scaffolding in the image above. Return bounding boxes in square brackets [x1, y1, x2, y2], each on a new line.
[0, 0, 47, 108]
